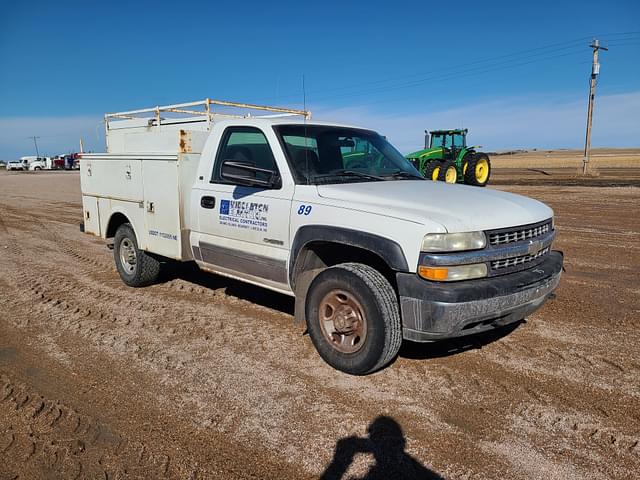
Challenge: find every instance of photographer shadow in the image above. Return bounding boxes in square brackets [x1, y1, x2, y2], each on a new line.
[320, 416, 443, 480]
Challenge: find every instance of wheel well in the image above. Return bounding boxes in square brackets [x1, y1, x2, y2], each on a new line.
[293, 242, 397, 291]
[106, 212, 130, 239]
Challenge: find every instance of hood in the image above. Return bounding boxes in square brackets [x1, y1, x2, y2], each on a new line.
[316, 180, 553, 232]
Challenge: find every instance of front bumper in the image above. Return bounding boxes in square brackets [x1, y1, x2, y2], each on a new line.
[398, 251, 563, 342]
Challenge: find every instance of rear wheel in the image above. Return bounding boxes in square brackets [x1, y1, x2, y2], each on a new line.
[114, 223, 161, 287]
[464, 153, 491, 186]
[438, 161, 457, 183]
[423, 161, 442, 181]
[305, 263, 402, 375]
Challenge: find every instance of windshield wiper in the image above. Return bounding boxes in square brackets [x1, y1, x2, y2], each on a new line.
[386, 170, 425, 180]
[312, 170, 386, 181]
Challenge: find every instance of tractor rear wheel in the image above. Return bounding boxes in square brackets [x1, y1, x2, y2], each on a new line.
[424, 161, 442, 181]
[464, 153, 491, 186]
[438, 162, 457, 183]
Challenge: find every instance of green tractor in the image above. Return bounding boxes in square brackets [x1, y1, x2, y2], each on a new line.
[405, 129, 491, 186]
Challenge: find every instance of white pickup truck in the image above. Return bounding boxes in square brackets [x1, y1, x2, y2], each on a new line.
[6, 159, 29, 170]
[80, 99, 562, 375]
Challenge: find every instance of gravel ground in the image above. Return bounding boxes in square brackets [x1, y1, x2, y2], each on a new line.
[0, 170, 638, 479]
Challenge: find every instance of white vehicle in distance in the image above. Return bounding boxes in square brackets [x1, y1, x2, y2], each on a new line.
[21, 156, 52, 170]
[7, 159, 29, 170]
[79, 98, 563, 375]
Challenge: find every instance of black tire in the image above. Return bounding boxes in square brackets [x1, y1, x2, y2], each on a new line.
[464, 153, 491, 187]
[305, 263, 402, 375]
[114, 223, 161, 287]
[423, 161, 442, 181]
[438, 161, 458, 183]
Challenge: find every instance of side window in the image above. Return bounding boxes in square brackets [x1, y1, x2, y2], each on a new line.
[212, 127, 279, 185]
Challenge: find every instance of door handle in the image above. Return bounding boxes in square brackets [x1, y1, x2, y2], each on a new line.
[200, 196, 216, 209]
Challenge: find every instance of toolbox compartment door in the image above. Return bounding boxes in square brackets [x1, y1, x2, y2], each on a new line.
[81, 159, 144, 202]
[141, 159, 182, 259]
[81, 195, 100, 236]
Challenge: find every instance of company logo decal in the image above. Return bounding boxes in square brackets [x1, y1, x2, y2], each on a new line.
[219, 199, 269, 232]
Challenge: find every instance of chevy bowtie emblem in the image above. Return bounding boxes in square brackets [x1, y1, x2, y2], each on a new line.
[527, 240, 542, 255]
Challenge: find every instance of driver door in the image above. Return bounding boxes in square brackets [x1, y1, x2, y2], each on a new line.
[193, 126, 293, 291]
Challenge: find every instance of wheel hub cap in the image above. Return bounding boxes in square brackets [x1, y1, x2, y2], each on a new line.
[319, 290, 367, 353]
[119, 238, 137, 274]
[445, 167, 456, 183]
[476, 159, 489, 183]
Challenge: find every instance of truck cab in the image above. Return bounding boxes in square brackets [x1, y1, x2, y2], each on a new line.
[80, 99, 562, 375]
[26, 156, 51, 170]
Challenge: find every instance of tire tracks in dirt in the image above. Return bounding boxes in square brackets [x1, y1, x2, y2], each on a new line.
[1, 173, 639, 479]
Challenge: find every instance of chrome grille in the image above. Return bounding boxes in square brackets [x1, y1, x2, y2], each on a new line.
[489, 221, 551, 246]
[491, 247, 550, 270]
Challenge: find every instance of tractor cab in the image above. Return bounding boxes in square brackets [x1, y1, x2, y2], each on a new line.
[428, 129, 467, 159]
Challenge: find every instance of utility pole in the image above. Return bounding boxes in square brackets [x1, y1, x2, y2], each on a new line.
[28, 136, 41, 157]
[582, 39, 608, 175]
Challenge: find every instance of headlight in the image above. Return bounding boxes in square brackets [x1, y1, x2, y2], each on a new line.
[418, 263, 488, 281]
[421, 231, 486, 252]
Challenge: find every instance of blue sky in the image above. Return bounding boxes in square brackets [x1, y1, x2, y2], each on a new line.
[0, 0, 639, 158]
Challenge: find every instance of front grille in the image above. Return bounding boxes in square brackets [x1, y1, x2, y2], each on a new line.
[491, 247, 550, 270]
[489, 221, 551, 246]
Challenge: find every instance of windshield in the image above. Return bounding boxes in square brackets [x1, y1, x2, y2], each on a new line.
[431, 132, 465, 149]
[274, 125, 422, 184]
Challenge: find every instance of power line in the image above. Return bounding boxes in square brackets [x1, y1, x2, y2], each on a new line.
[308, 48, 587, 106]
[319, 57, 589, 112]
[251, 32, 639, 105]
[597, 31, 640, 38]
[253, 38, 590, 104]
[604, 41, 640, 47]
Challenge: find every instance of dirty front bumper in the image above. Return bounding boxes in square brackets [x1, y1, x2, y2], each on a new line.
[398, 251, 563, 342]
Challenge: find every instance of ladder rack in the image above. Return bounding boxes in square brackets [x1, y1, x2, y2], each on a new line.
[104, 98, 311, 130]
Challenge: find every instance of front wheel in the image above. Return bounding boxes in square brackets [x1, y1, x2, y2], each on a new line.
[305, 263, 402, 375]
[438, 161, 458, 183]
[114, 223, 161, 287]
[423, 161, 442, 181]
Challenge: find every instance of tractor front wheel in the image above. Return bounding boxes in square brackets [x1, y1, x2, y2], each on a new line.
[439, 161, 458, 183]
[424, 162, 442, 181]
[464, 153, 491, 187]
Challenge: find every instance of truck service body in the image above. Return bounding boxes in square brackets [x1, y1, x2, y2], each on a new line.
[80, 99, 562, 374]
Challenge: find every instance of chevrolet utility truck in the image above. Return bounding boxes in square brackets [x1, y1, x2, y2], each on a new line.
[79, 98, 562, 375]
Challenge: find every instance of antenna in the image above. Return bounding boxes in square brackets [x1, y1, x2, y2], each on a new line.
[303, 74, 309, 185]
[303, 74, 307, 117]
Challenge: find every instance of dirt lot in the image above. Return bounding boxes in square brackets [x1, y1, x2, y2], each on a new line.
[0, 165, 638, 479]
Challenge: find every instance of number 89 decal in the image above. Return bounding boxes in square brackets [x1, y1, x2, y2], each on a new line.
[297, 205, 313, 216]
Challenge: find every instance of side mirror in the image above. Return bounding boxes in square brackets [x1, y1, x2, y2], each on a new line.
[220, 160, 279, 188]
